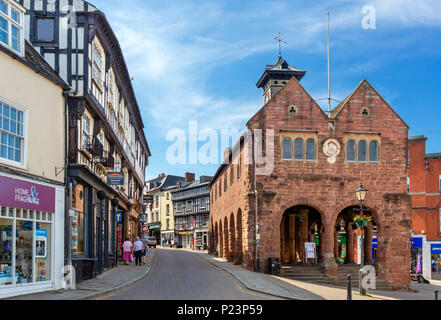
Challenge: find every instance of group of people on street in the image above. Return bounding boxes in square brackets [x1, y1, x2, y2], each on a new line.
[121, 237, 148, 266]
[162, 236, 179, 248]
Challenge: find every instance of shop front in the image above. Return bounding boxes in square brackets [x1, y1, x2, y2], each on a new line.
[430, 242, 441, 274]
[179, 230, 193, 249]
[411, 235, 431, 279]
[148, 222, 161, 243]
[0, 173, 64, 298]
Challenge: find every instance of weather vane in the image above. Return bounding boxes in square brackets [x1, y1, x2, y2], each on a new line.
[274, 32, 287, 57]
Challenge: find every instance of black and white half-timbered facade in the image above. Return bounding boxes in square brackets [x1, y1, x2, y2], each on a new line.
[17, 0, 151, 281]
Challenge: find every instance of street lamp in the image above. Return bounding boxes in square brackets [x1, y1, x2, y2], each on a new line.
[355, 183, 368, 296]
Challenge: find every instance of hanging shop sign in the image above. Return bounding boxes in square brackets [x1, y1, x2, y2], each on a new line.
[35, 229, 47, 258]
[107, 172, 124, 185]
[0, 175, 55, 212]
[115, 211, 123, 222]
[140, 215, 147, 222]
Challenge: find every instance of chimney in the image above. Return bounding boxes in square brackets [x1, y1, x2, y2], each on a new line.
[185, 172, 195, 182]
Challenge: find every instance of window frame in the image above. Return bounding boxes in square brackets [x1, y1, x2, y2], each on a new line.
[280, 133, 318, 162]
[0, 0, 25, 56]
[282, 137, 292, 160]
[32, 15, 57, 45]
[344, 135, 381, 164]
[358, 140, 367, 162]
[0, 97, 27, 169]
[305, 138, 316, 162]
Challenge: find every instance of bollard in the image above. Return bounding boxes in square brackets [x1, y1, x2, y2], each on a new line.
[347, 274, 352, 300]
[435, 290, 439, 300]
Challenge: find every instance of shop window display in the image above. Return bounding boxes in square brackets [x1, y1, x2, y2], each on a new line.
[0, 207, 52, 287]
[16, 220, 33, 283]
[72, 185, 86, 255]
[0, 217, 13, 286]
[35, 222, 50, 282]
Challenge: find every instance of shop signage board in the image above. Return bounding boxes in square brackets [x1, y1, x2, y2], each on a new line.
[411, 237, 423, 248]
[115, 211, 122, 222]
[0, 175, 55, 212]
[304, 242, 316, 259]
[431, 243, 441, 254]
[107, 172, 124, 185]
[148, 222, 161, 230]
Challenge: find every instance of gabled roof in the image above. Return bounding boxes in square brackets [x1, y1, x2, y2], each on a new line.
[329, 79, 409, 129]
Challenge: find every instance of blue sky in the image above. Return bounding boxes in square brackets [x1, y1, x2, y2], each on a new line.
[91, 0, 441, 181]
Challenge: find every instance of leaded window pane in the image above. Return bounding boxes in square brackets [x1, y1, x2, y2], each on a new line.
[306, 139, 315, 160]
[358, 140, 367, 162]
[347, 140, 356, 162]
[294, 138, 304, 160]
[282, 137, 292, 160]
[0, 1, 7, 14]
[369, 140, 378, 162]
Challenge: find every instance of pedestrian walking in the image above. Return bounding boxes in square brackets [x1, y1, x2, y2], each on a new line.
[168, 238, 171, 247]
[122, 237, 133, 265]
[174, 237, 178, 248]
[134, 236, 144, 266]
[141, 237, 148, 265]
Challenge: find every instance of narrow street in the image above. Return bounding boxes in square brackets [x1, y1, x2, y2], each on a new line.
[99, 248, 281, 300]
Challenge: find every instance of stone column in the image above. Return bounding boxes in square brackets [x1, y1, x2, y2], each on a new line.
[365, 222, 374, 265]
[346, 222, 355, 264]
[301, 209, 309, 262]
[322, 220, 338, 276]
[289, 214, 296, 263]
[280, 215, 285, 263]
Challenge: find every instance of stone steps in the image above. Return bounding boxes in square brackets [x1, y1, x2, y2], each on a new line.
[280, 265, 393, 291]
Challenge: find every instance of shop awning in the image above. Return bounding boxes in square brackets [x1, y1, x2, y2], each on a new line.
[179, 231, 193, 235]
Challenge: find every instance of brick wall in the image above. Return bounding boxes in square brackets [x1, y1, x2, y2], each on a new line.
[209, 77, 412, 289]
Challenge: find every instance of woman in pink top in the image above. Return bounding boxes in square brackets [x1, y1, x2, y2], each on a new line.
[122, 237, 133, 265]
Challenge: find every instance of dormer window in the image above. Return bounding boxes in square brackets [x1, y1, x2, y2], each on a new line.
[0, 0, 24, 56]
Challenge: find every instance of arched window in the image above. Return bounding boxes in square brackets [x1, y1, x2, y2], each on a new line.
[369, 140, 378, 162]
[347, 140, 356, 162]
[294, 138, 304, 160]
[282, 137, 292, 160]
[358, 140, 367, 162]
[306, 139, 315, 161]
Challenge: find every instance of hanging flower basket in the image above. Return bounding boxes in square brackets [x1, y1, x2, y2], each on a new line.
[353, 214, 371, 227]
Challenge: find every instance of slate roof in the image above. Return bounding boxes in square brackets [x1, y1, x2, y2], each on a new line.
[145, 175, 185, 192]
[256, 55, 306, 88]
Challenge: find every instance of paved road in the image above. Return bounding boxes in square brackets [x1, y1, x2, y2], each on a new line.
[100, 248, 281, 300]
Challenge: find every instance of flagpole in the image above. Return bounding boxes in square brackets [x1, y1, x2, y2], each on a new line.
[327, 12, 331, 115]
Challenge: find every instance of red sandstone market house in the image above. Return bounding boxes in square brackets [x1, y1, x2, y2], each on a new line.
[208, 55, 412, 290]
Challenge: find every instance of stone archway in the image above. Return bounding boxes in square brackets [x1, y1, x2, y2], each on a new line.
[334, 205, 378, 266]
[235, 209, 243, 265]
[219, 220, 223, 258]
[214, 221, 219, 256]
[223, 217, 229, 260]
[280, 205, 324, 264]
[229, 213, 235, 262]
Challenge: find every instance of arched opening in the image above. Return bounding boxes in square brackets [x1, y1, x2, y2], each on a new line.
[280, 205, 323, 264]
[229, 213, 235, 262]
[219, 220, 223, 258]
[223, 217, 229, 259]
[334, 206, 378, 265]
[214, 221, 219, 256]
[235, 209, 243, 265]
